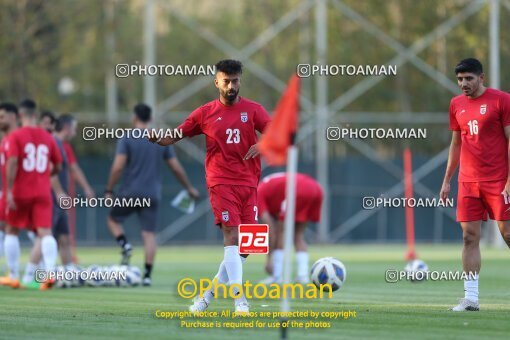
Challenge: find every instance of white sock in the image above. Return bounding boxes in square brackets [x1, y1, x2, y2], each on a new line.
[22, 262, 38, 284]
[223, 246, 246, 305]
[272, 249, 284, 280]
[41, 235, 58, 272]
[296, 251, 309, 278]
[0, 230, 4, 262]
[464, 273, 479, 302]
[204, 255, 247, 303]
[5, 235, 20, 279]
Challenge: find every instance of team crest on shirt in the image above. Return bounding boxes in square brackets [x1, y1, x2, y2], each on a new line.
[480, 104, 487, 115]
[222, 210, 229, 222]
[240, 112, 248, 123]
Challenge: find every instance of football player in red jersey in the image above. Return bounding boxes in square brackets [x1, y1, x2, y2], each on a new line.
[0, 103, 19, 285]
[440, 58, 510, 311]
[3, 99, 62, 289]
[149, 60, 271, 314]
[256, 172, 323, 285]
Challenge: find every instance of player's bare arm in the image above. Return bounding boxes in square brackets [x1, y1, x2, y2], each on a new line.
[51, 174, 69, 200]
[5, 156, 17, 210]
[502, 126, 510, 200]
[70, 163, 95, 198]
[147, 129, 183, 146]
[440, 131, 461, 201]
[166, 157, 199, 199]
[105, 154, 127, 197]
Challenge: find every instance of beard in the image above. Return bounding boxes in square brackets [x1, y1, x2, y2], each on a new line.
[222, 88, 239, 103]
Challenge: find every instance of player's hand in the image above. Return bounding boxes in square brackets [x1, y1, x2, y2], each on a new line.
[187, 187, 200, 200]
[501, 180, 510, 202]
[147, 129, 161, 143]
[84, 187, 95, 199]
[55, 191, 70, 201]
[439, 181, 450, 202]
[104, 190, 114, 199]
[6, 191, 16, 210]
[243, 144, 259, 160]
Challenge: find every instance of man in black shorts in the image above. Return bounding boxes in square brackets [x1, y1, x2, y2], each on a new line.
[105, 103, 199, 286]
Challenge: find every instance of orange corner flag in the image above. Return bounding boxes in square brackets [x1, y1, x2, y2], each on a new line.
[259, 74, 300, 166]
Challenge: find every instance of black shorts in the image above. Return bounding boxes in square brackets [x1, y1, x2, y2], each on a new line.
[52, 206, 69, 237]
[109, 199, 159, 232]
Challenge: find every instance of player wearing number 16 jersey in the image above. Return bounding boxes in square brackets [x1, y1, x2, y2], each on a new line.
[149, 60, 271, 314]
[3, 99, 62, 289]
[440, 58, 510, 311]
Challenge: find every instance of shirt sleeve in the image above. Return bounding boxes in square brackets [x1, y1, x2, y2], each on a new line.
[449, 99, 460, 131]
[178, 107, 203, 137]
[163, 145, 176, 160]
[50, 138, 63, 166]
[116, 137, 128, 155]
[254, 105, 272, 133]
[500, 92, 510, 128]
[5, 133, 19, 159]
[63, 143, 77, 165]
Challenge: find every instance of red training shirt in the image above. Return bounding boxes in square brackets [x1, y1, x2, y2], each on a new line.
[6, 126, 62, 199]
[449, 88, 510, 182]
[178, 97, 271, 188]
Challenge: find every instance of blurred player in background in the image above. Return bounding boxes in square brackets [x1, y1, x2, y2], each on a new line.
[0, 103, 19, 284]
[106, 103, 198, 286]
[19, 114, 83, 287]
[16, 110, 58, 288]
[149, 59, 271, 313]
[441, 58, 510, 311]
[3, 99, 62, 289]
[39, 111, 56, 133]
[257, 172, 323, 284]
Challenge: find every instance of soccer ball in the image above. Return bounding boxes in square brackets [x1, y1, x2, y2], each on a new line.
[404, 259, 429, 282]
[126, 266, 142, 287]
[55, 266, 72, 288]
[310, 257, 346, 292]
[85, 265, 104, 287]
[67, 264, 84, 287]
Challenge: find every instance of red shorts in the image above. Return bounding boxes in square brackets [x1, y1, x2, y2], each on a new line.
[278, 185, 323, 223]
[208, 185, 258, 227]
[6, 195, 53, 229]
[457, 180, 510, 222]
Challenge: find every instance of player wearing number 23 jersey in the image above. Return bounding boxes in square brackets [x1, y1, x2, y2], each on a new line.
[178, 96, 271, 226]
[6, 126, 62, 229]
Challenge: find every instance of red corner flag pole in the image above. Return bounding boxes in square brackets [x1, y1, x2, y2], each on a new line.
[258, 74, 300, 340]
[404, 147, 416, 261]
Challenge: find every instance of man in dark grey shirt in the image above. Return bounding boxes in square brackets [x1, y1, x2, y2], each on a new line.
[105, 103, 198, 286]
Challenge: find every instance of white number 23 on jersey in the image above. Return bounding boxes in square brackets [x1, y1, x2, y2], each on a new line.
[226, 128, 240, 144]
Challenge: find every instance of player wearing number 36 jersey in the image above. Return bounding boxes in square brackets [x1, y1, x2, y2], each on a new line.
[441, 58, 510, 312]
[149, 60, 271, 315]
[3, 99, 62, 289]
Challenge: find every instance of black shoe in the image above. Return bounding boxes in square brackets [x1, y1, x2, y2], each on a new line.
[121, 244, 132, 265]
[142, 277, 152, 286]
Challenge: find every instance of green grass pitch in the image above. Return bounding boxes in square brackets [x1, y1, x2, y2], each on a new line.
[1, 244, 509, 339]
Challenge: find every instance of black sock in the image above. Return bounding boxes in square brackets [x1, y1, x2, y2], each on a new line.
[144, 263, 153, 278]
[116, 234, 128, 248]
